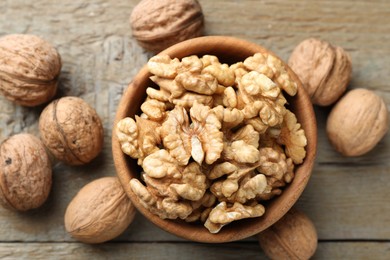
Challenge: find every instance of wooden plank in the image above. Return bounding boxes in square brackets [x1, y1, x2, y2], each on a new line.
[0, 0, 389, 249]
[296, 165, 390, 240]
[0, 242, 389, 260]
[0, 162, 183, 242]
[314, 241, 390, 260]
[1, 162, 389, 242]
[0, 242, 266, 260]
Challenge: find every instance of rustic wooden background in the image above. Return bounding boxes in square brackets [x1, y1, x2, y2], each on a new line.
[1, 0, 389, 259]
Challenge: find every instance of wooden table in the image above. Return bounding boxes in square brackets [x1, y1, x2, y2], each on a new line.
[1, 0, 389, 259]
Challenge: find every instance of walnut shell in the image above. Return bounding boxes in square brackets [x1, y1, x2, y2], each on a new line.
[0, 34, 61, 106]
[0, 134, 52, 211]
[130, 0, 204, 53]
[327, 88, 389, 156]
[288, 38, 352, 106]
[64, 177, 135, 244]
[39, 96, 104, 165]
[258, 208, 318, 260]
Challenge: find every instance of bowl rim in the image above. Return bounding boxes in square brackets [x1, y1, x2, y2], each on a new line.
[112, 35, 317, 243]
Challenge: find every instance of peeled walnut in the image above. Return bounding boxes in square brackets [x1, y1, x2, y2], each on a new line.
[0, 34, 61, 106]
[39, 96, 104, 165]
[161, 102, 223, 165]
[204, 201, 265, 234]
[130, 158, 208, 220]
[0, 134, 52, 211]
[130, 0, 204, 53]
[258, 208, 318, 260]
[64, 177, 135, 244]
[327, 88, 389, 156]
[288, 38, 352, 106]
[117, 53, 307, 233]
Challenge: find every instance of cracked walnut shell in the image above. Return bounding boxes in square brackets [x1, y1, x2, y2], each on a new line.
[130, 0, 204, 53]
[65, 177, 135, 244]
[0, 134, 52, 211]
[0, 34, 61, 106]
[39, 97, 104, 165]
[288, 38, 352, 106]
[327, 88, 389, 156]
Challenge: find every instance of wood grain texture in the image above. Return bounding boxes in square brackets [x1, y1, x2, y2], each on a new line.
[0, 0, 389, 258]
[0, 242, 389, 260]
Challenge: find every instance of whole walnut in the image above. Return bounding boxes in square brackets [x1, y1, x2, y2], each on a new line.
[64, 177, 135, 244]
[130, 0, 204, 53]
[288, 38, 352, 106]
[0, 133, 52, 211]
[0, 34, 61, 106]
[39, 96, 104, 165]
[258, 208, 318, 260]
[327, 88, 389, 156]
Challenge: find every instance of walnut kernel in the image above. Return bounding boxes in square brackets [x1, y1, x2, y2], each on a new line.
[117, 53, 307, 233]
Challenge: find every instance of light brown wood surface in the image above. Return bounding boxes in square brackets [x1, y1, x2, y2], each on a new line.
[0, 0, 389, 259]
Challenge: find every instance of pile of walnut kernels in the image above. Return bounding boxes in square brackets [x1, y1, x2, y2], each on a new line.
[116, 53, 307, 233]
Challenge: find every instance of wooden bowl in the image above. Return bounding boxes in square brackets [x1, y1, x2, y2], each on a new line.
[112, 36, 317, 243]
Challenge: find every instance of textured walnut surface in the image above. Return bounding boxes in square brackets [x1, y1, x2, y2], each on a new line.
[130, 0, 204, 52]
[0, 34, 61, 106]
[64, 177, 135, 244]
[0, 0, 390, 258]
[39, 96, 104, 165]
[288, 38, 352, 106]
[0, 134, 52, 211]
[326, 88, 388, 157]
[258, 208, 318, 260]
